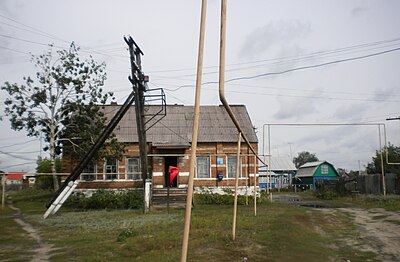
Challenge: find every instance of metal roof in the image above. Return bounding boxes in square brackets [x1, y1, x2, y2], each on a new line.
[299, 161, 324, 168]
[103, 104, 258, 144]
[259, 156, 297, 171]
[296, 161, 329, 178]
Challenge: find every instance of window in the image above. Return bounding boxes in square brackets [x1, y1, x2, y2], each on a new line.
[196, 156, 210, 178]
[227, 156, 241, 178]
[81, 161, 96, 181]
[321, 164, 329, 175]
[126, 158, 141, 180]
[104, 158, 118, 180]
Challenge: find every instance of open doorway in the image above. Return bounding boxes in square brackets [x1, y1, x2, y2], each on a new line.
[164, 156, 178, 187]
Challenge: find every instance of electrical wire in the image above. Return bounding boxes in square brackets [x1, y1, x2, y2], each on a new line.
[0, 139, 38, 149]
[0, 150, 37, 161]
[163, 47, 400, 92]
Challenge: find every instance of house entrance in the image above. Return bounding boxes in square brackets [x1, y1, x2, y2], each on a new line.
[164, 156, 178, 187]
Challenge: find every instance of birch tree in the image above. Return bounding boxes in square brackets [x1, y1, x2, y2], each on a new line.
[1, 43, 113, 191]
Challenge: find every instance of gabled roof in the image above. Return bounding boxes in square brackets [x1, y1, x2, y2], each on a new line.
[299, 161, 325, 168]
[296, 161, 334, 178]
[259, 156, 297, 171]
[104, 104, 258, 145]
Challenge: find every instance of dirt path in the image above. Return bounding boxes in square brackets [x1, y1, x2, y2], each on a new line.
[8, 200, 53, 262]
[339, 207, 400, 262]
[273, 194, 400, 261]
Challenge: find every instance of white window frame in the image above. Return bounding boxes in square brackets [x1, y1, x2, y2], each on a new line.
[80, 161, 97, 181]
[126, 157, 141, 180]
[321, 164, 329, 175]
[227, 156, 241, 178]
[196, 156, 210, 178]
[104, 158, 118, 180]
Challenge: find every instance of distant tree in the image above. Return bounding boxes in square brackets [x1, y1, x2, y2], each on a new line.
[293, 151, 319, 168]
[366, 143, 400, 175]
[35, 157, 62, 190]
[1, 43, 113, 191]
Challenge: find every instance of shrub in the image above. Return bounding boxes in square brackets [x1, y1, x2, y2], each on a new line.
[194, 193, 252, 205]
[64, 190, 144, 210]
[35, 175, 61, 190]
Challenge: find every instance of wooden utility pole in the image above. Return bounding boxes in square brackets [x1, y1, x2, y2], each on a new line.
[232, 132, 241, 241]
[181, 0, 207, 261]
[125, 36, 151, 213]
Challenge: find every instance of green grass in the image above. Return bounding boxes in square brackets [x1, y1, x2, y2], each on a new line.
[0, 206, 37, 261]
[0, 190, 387, 261]
[323, 194, 400, 211]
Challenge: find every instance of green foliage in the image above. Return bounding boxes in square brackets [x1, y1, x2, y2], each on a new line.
[35, 158, 62, 189]
[64, 190, 143, 210]
[36, 157, 62, 173]
[293, 151, 319, 168]
[367, 143, 400, 175]
[1, 43, 115, 190]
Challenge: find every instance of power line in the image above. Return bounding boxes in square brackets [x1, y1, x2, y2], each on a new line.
[1, 161, 36, 169]
[203, 87, 400, 103]
[0, 45, 30, 55]
[164, 46, 400, 92]
[0, 139, 38, 149]
[0, 150, 37, 161]
[0, 13, 67, 43]
[146, 36, 400, 75]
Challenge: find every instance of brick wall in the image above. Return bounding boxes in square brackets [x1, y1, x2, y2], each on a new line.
[62, 142, 258, 189]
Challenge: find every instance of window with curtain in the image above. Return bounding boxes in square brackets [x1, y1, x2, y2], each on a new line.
[126, 157, 141, 180]
[227, 156, 241, 178]
[196, 156, 210, 178]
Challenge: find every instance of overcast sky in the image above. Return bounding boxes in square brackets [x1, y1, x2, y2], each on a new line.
[0, 0, 399, 173]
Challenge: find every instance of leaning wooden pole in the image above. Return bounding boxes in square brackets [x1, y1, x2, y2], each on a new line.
[232, 132, 241, 241]
[181, 0, 207, 261]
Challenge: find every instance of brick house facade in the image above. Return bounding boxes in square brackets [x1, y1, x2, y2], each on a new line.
[62, 105, 258, 191]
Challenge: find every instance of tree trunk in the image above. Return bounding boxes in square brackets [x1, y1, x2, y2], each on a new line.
[50, 124, 59, 191]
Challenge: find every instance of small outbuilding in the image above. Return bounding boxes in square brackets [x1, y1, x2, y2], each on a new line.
[294, 161, 339, 189]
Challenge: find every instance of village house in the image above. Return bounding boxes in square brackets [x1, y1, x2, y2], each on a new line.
[62, 104, 259, 194]
[259, 156, 297, 190]
[294, 161, 339, 190]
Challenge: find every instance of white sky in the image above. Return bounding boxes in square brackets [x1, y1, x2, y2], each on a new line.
[0, 0, 399, 173]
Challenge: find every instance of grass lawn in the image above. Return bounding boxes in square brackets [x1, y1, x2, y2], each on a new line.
[0, 190, 381, 261]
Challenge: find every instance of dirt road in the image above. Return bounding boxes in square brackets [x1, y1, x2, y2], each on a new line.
[273, 194, 400, 261]
[339, 207, 400, 262]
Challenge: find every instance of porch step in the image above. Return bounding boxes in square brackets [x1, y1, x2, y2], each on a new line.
[152, 188, 188, 209]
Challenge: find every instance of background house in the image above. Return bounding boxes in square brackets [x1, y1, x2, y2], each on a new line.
[62, 104, 259, 193]
[259, 156, 297, 190]
[294, 161, 339, 189]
